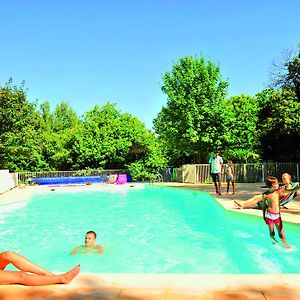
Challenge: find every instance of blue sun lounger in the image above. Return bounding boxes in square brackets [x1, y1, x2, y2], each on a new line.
[280, 181, 299, 207]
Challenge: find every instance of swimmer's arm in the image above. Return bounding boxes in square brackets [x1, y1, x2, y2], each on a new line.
[94, 245, 104, 254]
[71, 246, 83, 255]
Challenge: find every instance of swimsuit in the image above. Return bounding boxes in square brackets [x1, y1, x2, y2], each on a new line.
[225, 165, 234, 180]
[265, 211, 282, 225]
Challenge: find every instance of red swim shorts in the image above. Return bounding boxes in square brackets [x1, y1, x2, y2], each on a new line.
[265, 216, 282, 225]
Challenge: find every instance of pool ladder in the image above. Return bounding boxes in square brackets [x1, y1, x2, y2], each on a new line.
[150, 173, 163, 183]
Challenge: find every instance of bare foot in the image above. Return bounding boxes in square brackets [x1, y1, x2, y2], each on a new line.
[284, 243, 292, 249]
[225, 192, 229, 195]
[62, 265, 80, 284]
[234, 200, 243, 209]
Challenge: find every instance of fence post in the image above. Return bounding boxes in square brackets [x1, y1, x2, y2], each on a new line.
[262, 164, 265, 183]
[297, 164, 299, 181]
[244, 164, 247, 183]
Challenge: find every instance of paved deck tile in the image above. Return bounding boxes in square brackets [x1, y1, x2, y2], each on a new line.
[117, 288, 165, 300]
[214, 290, 265, 300]
[166, 289, 215, 300]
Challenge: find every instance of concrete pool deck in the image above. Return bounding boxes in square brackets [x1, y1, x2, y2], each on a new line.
[165, 181, 300, 224]
[0, 183, 300, 299]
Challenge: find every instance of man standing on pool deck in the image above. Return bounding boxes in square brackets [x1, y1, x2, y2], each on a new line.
[71, 231, 104, 255]
[209, 150, 223, 195]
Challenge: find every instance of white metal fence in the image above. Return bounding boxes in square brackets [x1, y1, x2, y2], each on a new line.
[16, 163, 300, 185]
[0, 170, 18, 193]
[162, 163, 300, 183]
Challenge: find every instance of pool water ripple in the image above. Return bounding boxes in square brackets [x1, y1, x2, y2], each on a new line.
[1, 185, 300, 274]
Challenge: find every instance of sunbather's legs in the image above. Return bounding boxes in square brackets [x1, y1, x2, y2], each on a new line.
[0, 251, 52, 275]
[0, 265, 80, 286]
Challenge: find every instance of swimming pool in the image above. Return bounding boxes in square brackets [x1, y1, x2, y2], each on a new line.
[1, 185, 300, 274]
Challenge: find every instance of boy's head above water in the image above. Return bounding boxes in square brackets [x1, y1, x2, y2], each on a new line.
[85, 231, 97, 246]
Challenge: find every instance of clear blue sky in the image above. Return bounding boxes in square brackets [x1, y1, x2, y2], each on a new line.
[0, 0, 299, 129]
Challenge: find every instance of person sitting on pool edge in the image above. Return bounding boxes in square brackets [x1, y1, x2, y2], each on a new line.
[71, 231, 104, 255]
[233, 173, 298, 209]
[0, 250, 80, 286]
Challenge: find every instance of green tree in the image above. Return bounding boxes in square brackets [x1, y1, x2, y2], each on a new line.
[221, 94, 260, 162]
[38, 101, 54, 132]
[256, 88, 300, 161]
[33, 101, 83, 170]
[68, 102, 168, 175]
[0, 79, 36, 135]
[154, 55, 228, 164]
[270, 43, 300, 101]
[0, 80, 47, 171]
[127, 127, 168, 181]
[52, 101, 81, 132]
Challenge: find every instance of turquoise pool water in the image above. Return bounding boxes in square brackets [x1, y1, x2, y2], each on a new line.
[1, 185, 300, 274]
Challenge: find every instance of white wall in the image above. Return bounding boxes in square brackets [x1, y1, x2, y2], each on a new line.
[0, 170, 18, 194]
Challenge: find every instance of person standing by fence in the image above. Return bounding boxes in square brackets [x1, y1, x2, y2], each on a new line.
[225, 160, 235, 195]
[209, 150, 223, 195]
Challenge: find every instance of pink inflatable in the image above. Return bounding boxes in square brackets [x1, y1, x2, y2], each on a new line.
[116, 174, 127, 184]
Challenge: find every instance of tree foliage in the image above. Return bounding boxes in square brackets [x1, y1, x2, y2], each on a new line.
[221, 95, 260, 162]
[154, 45, 300, 165]
[2, 44, 300, 174]
[154, 55, 228, 164]
[256, 88, 300, 161]
[269, 43, 300, 101]
[0, 82, 168, 177]
[0, 79, 45, 170]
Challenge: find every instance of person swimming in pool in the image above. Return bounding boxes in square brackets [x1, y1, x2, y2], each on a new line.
[0, 251, 80, 285]
[71, 231, 104, 255]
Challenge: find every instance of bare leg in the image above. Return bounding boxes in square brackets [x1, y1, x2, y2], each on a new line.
[232, 180, 235, 194]
[213, 182, 219, 194]
[0, 265, 80, 286]
[218, 181, 221, 195]
[0, 251, 52, 275]
[234, 194, 262, 209]
[275, 222, 291, 248]
[268, 224, 278, 244]
[226, 181, 229, 194]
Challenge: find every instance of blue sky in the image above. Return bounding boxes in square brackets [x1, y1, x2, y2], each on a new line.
[0, 0, 299, 129]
